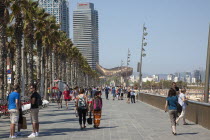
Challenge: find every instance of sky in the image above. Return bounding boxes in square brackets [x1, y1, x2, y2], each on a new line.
[69, 0, 210, 74]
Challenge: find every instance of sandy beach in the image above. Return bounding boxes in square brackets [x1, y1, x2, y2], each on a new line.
[142, 89, 210, 103]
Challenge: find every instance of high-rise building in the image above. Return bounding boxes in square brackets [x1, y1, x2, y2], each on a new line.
[167, 74, 174, 81]
[73, 3, 99, 69]
[193, 70, 201, 83]
[38, 0, 69, 37]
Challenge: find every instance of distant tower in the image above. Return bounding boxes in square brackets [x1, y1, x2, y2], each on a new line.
[73, 3, 99, 69]
[38, 0, 70, 37]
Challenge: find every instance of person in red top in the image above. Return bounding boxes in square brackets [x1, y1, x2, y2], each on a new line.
[63, 87, 71, 109]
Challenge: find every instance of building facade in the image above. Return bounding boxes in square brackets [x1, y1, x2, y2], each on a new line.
[38, 0, 69, 37]
[73, 3, 99, 69]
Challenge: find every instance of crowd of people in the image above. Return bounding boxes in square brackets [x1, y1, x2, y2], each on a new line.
[6, 81, 188, 138]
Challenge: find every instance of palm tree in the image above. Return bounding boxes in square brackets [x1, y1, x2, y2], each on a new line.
[22, 0, 39, 86]
[0, 0, 10, 99]
[10, 0, 24, 86]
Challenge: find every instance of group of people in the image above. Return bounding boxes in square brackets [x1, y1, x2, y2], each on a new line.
[7, 84, 41, 138]
[164, 82, 188, 135]
[54, 86, 103, 130]
[104, 86, 137, 104]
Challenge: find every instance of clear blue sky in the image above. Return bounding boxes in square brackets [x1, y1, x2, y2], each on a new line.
[70, 0, 210, 74]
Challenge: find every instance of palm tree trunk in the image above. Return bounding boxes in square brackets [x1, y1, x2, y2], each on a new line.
[37, 39, 42, 90]
[27, 23, 34, 86]
[44, 47, 49, 100]
[24, 51, 28, 93]
[14, 14, 23, 86]
[49, 50, 52, 95]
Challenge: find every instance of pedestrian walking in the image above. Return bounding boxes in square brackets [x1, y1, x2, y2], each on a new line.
[120, 87, 124, 100]
[176, 88, 188, 125]
[127, 89, 131, 103]
[164, 88, 178, 135]
[63, 87, 71, 110]
[105, 86, 109, 100]
[8, 85, 21, 138]
[92, 91, 103, 129]
[130, 90, 136, 103]
[28, 84, 41, 138]
[112, 87, 116, 100]
[76, 89, 88, 129]
[56, 90, 63, 109]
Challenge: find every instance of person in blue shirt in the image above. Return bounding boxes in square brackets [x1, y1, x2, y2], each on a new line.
[164, 88, 178, 135]
[111, 87, 116, 100]
[8, 85, 21, 138]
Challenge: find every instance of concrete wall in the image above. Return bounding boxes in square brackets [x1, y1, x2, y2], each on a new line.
[137, 93, 210, 130]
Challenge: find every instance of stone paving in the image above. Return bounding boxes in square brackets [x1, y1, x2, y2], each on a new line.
[1, 94, 210, 140]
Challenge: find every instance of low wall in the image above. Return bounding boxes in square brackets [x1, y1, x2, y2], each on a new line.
[137, 92, 210, 130]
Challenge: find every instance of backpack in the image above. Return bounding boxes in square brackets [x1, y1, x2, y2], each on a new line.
[78, 95, 87, 109]
[37, 93, 43, 106]
[93, 97, 102, 111]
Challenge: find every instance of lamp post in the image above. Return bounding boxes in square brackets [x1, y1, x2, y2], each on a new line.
[120, 60, 124, 85]
[204, 24, 210, 103]
[139, 24, 148, 90]
[126, 49, 131, 86]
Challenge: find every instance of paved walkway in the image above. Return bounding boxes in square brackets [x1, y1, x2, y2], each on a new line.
[1, 94, 210, 140]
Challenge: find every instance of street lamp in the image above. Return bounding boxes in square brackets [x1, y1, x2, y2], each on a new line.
[139, 24, 148, 90]
[204, 24, 210, 103]
[126, 49, 131, 86]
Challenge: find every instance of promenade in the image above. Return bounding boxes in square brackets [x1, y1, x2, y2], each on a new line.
[1, 94, 210, 140]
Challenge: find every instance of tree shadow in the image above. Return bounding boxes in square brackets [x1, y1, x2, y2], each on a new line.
[40, 118, 78, 124]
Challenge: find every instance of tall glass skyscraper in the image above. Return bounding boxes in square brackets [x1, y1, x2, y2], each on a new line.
[73, 3, 99, 69]
[38, 0, 69, 37]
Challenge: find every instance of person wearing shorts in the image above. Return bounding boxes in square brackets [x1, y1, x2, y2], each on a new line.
[63, 88, 71, 109]
[8, 85, 21, 138]
[28, 84, 40, 138]
[57, 90, 63, 109]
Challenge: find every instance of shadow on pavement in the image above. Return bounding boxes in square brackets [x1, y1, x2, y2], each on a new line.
[40, 118, 78, 124]
[39, 126, 118, 137]
[177, 132, 198, 135]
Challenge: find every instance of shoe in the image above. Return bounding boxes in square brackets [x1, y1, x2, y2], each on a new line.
[183, 123, 189, 125]
[28, 133, 36, 138]
[172, 132, 177, 135]
[11, 136, 17, 139]
[35, 132, 39, 137]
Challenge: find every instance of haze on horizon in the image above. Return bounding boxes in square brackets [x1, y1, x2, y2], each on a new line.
[70, 0, 210, 74]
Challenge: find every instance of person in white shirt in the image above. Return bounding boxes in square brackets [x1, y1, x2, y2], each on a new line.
[130, 89, 136, 103]
[176, 88, 188, 125]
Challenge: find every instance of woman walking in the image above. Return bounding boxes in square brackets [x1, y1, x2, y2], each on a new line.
[176, 88, 188, 125]
[127, 89, 131, 103]
[112, 87, 116, 100]
[92, 91, 103, 128]
[76, 89, 88, 129]
[164, 88, 178, 135]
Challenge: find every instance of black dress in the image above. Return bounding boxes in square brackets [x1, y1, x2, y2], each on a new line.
[127, 92, 131, 98]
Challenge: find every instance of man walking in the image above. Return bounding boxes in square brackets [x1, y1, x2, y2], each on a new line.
[8, 85, 21, 138]
[131, 89, 136, 103]
[28, 84, 40, 138]
[105, 86, 109, 100]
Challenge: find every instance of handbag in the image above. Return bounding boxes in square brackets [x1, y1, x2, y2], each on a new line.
[87, 111, 92, 125]
[20, 116, 27, 129]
